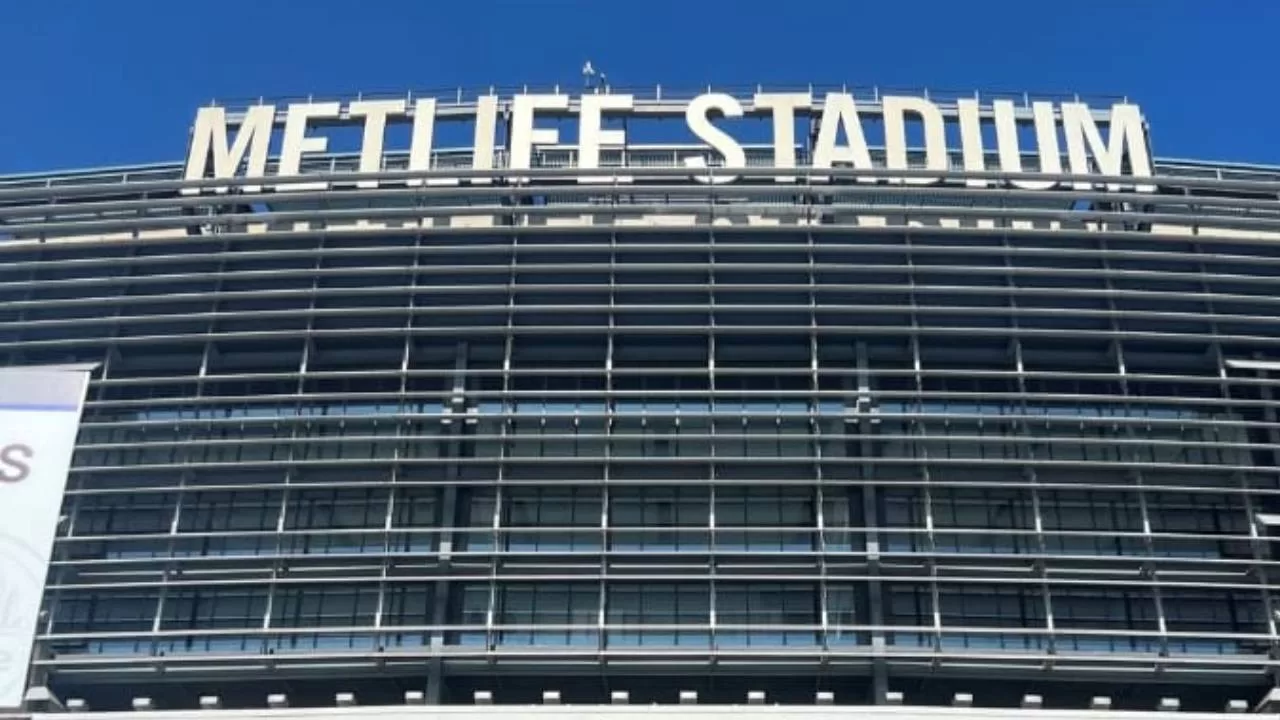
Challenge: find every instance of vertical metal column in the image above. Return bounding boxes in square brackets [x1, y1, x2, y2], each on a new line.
[1101, 240, 1168, 661]
[855, 339, 888, 702]
[808, 229, 829, 659]
[426, 340, 470, 704]
[1003, 231, 1055, 657]
[1242, 361, 1280, 687]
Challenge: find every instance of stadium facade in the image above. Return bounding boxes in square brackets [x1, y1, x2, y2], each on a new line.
[3, 85, 1280, 718]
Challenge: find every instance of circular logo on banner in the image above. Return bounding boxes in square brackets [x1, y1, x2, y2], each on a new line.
[0, 533, 45, 706]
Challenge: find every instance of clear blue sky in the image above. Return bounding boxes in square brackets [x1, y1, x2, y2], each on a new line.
[1, 0, 1276, 173]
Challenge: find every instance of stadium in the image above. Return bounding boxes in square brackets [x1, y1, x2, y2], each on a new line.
[3, 85, 1280, 717]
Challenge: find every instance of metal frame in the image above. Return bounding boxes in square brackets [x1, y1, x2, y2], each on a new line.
[4, 148, 1280, 707]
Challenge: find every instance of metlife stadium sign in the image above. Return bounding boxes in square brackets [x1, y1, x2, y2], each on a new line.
[0, 368, 91, 710]
[182, 89, 1155, 193]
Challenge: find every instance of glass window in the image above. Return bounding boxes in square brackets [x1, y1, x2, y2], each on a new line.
[884, 582, 932, 648]
[1163, 588, 1266, 654]
[1041, 490, 1144, 556]
[50, 590, 158, 656]
[383, 584, 433, 649]
[610, 486, 709, 551]
[456, 489, 496, 551]
[53, 590, 157, 634]
[716, 487, 814, 552]
[496, 583, 598, 647]
[822, 488, 863, 551]
[163, 588, 267, 630]
[932, 488, 1034, 554]
[1052, 588, 1157, 653]
[881, 488, 924, 552]
[826, 584, 865, 646]
[607, 583, 709, 647]
[1149, 492, 1248, 534]
[505, 487, 601, 551]
[270, 584, 378, 628]
[448, 583, 491, 646]
[1148, 492, 1250, 558]
[285, 488, 388, 530]
[77, 494, 175, 536]
[156, 587, 267, 655]
[716, 582, 818, 646]
[937, 583, 1046, 650]
[180, 490, 280, 533]
[383, 585, 433, 627]
[269, 584, 379, 651]
[391, 487, 438, 552]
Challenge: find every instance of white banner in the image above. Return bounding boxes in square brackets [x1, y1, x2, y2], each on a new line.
[0, 368, 91, 710]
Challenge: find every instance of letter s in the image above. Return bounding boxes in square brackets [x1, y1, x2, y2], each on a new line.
[0, 444, 33, 482]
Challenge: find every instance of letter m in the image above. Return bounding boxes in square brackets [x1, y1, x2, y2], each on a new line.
[182, 105, 276, 194]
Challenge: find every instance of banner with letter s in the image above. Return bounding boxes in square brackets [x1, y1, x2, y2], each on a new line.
[0, 367, 92, 710]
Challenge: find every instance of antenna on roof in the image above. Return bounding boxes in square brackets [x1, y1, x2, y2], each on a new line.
[583, 61, 607, 93]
